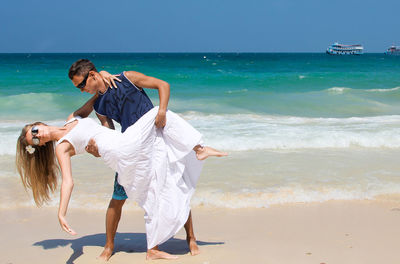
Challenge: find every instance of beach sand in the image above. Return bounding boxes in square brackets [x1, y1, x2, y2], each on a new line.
[3, 137, 400, 263]
[1, 200, 400, 264]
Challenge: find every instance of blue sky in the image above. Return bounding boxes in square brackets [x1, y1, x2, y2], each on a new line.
[0, 0, 399, 53]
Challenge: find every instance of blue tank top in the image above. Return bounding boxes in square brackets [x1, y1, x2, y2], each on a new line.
[93, 72, 154, 132]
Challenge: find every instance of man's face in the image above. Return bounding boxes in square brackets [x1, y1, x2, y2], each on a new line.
[71, 71, 99, 94]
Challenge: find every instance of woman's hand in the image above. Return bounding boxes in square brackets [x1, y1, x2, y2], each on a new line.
[99, 71, 121, 89]
[58, 215, 77, 235]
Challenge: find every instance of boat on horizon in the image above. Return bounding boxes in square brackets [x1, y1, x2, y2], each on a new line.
[385, 45, 400, 55]
[326, 42, 364, 55]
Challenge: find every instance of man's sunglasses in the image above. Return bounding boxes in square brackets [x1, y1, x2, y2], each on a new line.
[76, 72, 90, 90]
[31, 126, 40, 145]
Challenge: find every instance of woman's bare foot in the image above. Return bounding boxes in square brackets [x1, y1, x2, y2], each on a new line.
[98, 247, 113, 261]
[146, 246, 178, 260]
[187, 237, 200, 256]
[195, 146, 228, 161]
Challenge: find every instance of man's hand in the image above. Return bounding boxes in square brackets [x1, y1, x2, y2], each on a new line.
[99, 71, 121, 89]
[85, 138, 101, 157]
[155, 110, 166, 128]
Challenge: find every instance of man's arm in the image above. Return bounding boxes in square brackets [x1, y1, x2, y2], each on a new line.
[96, 113, 115, 130]
[66, 94, 98, 121]
[124, 71, 170, 128]
[85, 113, 115, 158]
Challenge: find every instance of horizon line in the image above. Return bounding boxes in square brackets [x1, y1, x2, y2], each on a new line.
[0, 51, 390, 54]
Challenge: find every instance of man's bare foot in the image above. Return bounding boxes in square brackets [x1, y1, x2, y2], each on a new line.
[98, 247, 113, 261]
[146, 247, 178, 260]
[196, 146, 228, 161]
[187, 237, 200, 256]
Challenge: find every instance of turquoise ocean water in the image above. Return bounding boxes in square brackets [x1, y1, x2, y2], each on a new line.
[1, 53, 400, 208]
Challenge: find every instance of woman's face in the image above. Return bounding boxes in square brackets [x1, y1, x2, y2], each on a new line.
[25, 124, 51, 146]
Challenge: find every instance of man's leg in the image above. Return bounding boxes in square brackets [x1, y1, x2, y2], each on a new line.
[146, 212, 199, 260]
[146, 246, 178, 260]
[184, 211, 200, 255]
[98, 173, 128, 261]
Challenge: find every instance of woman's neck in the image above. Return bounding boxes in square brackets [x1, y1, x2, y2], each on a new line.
[49, 126, 69, 142]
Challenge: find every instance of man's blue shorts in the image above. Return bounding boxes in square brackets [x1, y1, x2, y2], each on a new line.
[112, 173, 128, 200]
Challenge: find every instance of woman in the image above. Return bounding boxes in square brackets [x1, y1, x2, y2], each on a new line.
[16, 106, 227, 258]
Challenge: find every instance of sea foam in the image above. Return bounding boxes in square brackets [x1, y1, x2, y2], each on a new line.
[181, 112, 400, 151]
[1, 113, 400, 155]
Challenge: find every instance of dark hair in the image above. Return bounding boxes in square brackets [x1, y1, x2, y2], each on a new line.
[68, 59, 97, 80]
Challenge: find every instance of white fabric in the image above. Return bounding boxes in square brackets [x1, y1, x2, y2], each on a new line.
[57, 107, 203, 249]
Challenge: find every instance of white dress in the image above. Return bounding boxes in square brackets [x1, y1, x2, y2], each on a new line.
[57, 107, 204, 249]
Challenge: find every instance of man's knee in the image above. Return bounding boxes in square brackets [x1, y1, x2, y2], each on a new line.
[108, 198, 126, 210]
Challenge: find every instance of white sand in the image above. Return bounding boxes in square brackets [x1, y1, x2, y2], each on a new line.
[2, 200, 400, 264]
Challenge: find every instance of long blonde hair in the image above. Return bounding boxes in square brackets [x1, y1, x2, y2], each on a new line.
[16, 122, 59, 207]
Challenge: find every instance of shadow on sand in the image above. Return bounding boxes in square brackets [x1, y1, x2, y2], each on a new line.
[33, 232, 224, 264]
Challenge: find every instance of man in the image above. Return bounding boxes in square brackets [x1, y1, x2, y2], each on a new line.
[68, 59, 200, 260]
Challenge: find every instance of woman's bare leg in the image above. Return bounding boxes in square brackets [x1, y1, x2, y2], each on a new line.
[194, 145, 228, 160]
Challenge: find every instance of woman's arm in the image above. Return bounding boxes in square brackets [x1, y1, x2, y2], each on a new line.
[55, 142, 77, 235]
[99, 71, 121, 88]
